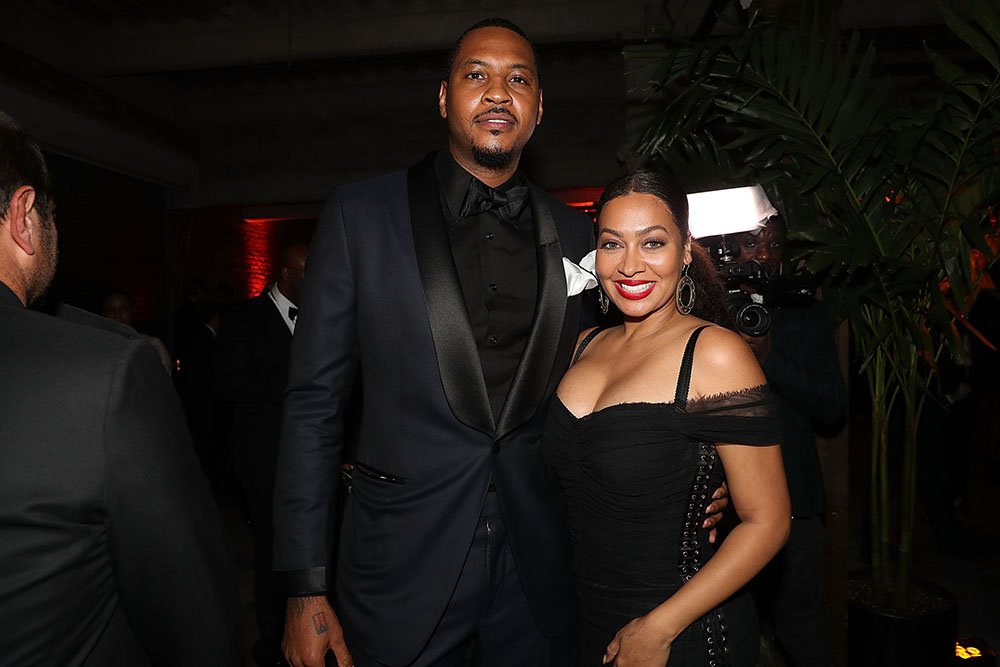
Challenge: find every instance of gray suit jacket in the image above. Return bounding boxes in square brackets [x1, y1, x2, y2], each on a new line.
[0, 282, 242, 666]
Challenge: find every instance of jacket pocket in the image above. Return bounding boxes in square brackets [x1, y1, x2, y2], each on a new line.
[354, 461, 407, 485]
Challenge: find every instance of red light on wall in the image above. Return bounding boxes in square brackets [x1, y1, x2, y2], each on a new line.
[241, 218, 279, 299]
[550, 187, 604, 223]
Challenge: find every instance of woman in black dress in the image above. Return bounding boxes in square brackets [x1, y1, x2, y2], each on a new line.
[543, 170, 790, 666]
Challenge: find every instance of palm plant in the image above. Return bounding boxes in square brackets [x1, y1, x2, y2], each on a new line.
[629, 1, 1000, 610]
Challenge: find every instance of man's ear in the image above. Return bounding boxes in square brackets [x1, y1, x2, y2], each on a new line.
[5, 186, 39, 256]
[536, 89, 544, 126]
[438, 81, 448, 119]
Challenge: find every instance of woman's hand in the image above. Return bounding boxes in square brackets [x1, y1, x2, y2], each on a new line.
[603, 614, 673, 667]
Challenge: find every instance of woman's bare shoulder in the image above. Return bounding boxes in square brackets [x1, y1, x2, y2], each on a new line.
[690, 325, 766, 396]
[570, 325, 617, 366]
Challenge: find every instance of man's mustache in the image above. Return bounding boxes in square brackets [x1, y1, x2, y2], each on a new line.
[474, 107, 516, 122]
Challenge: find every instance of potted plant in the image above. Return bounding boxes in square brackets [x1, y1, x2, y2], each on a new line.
[627, 2, 1000, 664]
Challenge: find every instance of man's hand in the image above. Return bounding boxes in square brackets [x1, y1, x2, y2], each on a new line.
[702, 482, 729, 544]
[283, 596, 352, 667]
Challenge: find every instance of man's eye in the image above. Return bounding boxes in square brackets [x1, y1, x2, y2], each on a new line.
[510, 75, 527, 84]
[466, 71, 484, 80]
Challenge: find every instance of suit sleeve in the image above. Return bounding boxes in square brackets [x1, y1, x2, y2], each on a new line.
[272, 189, 358, 595]
[104, 339, 243, 666]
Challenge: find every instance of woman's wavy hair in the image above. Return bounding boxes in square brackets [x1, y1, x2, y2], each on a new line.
[596, 169, 729, 327]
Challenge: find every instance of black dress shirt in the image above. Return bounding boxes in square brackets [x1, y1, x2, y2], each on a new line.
[434, 150, 538, 422]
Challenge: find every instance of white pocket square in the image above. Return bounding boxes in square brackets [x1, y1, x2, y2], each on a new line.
[563, 250, 598, 297]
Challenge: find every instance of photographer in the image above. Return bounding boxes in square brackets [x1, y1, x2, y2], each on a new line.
[730, 217, 847, 667]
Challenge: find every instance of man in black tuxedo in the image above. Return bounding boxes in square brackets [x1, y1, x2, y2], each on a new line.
[216, 244, 308, 666]
[0, 112, 242, 665]
[275, 19, 724, 667]
[275, 19, 589, 667]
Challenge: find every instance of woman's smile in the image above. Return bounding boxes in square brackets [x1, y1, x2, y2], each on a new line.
[614, 279, 656, 300]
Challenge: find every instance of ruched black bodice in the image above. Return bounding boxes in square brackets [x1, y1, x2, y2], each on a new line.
[542, 327, 780, 666]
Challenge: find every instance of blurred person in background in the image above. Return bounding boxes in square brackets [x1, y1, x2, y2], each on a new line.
[732, 216, 847, 667]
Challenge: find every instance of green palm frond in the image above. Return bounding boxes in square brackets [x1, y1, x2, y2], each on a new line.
[631, 1, 1000, 607]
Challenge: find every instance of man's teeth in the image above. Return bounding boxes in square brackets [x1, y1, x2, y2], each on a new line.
[619, 282, 653, 294]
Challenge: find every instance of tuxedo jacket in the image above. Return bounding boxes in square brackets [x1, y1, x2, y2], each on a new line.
[216, 290, 293, 492]
[0, 283, 242, 666]
[273, 153, 593, 666]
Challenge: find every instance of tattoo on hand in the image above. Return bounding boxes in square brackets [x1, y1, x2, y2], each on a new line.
[312, 611, 329, 635]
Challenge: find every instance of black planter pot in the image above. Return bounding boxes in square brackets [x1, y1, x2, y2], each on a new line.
[848, 575, 959, 667]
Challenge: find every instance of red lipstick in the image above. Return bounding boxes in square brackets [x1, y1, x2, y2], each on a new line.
[614, 280, 655, 300]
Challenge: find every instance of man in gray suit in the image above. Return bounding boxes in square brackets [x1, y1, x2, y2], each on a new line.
[0, 111, 242, 666]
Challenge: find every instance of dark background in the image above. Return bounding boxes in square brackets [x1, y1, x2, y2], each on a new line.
[2, 2, 989, 662]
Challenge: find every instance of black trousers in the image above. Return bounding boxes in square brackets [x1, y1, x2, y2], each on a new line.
[352, 491, 577, 667]
[753, 515, 835, 667]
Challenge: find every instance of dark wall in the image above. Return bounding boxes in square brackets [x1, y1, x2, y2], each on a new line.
[42, 151, 316, 343]
[167, 208, 315, 307]
[44, 152, 170, 335]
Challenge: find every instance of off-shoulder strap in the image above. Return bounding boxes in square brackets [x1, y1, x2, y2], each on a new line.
[674, 325, 710, 406]
[571, 326, 609, 366]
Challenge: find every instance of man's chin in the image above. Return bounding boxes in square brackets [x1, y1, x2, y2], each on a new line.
[472, 145, 515, 171]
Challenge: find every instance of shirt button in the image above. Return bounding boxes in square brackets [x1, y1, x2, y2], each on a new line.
[489, 283, 498, 291]
[489, 335, 499, 345]
[485, 233, 495, 240]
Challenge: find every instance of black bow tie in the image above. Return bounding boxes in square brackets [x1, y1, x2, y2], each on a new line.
[288, 306, 298, 321]
[459, 179, 529, 225]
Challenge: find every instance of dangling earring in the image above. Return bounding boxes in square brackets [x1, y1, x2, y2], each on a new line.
[597, 282, 610, 315]
[676, 263, 695, 315]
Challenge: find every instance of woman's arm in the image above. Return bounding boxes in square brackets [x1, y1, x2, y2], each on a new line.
[605, 445, 790, 666]
[604, 328, 791, 667]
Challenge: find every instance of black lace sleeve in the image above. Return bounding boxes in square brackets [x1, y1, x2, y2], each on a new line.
[681, 383, 781, 446]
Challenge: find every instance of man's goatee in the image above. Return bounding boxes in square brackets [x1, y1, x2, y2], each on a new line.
[472, 146, 515, 171]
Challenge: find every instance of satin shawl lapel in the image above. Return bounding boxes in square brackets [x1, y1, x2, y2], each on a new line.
[407, 155, 494, 436]
[494, 187, 567, 441]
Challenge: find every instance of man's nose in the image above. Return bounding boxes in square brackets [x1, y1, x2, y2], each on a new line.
[484, 80, 511, 105]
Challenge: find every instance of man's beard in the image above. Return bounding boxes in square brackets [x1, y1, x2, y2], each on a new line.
[25, 220, 58, 307]
[472, 145, 515, 171]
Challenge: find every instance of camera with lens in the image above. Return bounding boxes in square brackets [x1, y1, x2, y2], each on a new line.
[703, 235, 817, 337]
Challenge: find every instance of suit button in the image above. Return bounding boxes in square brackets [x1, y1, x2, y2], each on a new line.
[485, 232, 495, 240]
[489, 335, 498, 345]
[489, 283, 498, 291]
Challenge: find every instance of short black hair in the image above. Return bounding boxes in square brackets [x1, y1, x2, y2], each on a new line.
[0, 112, 52, 221]
[445, 17, 541, 82]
